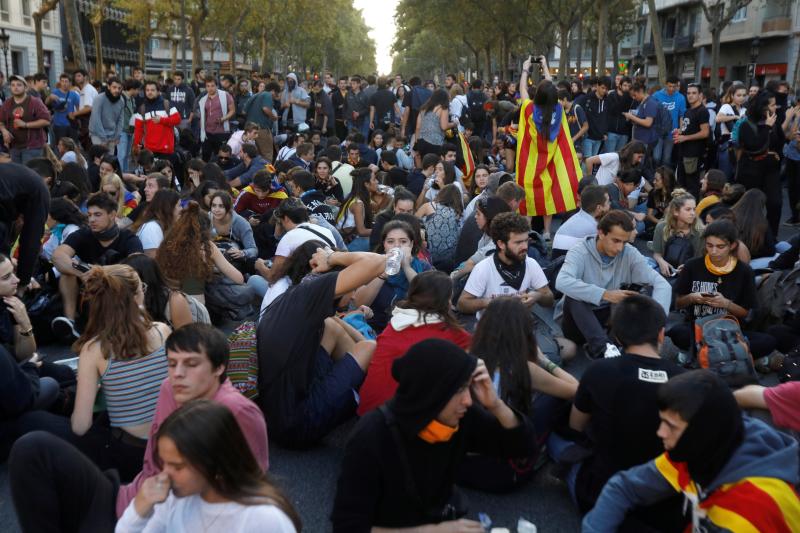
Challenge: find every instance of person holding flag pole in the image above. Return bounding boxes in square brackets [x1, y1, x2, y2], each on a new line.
[516, 56, 583, 240]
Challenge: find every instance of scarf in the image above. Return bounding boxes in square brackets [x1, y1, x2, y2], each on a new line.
[93, 222, 120, 242]
[104, 88, 121, 103]
[143, 94, 165, 115]
[418, 419, 458, 444]
[704, 254, 736, 276]
[493, 250, 526, 291]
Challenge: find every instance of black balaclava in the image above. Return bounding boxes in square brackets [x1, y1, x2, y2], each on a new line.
[667, 371, 744, 489]
[104, 86, 121, 104]
[390, 339, 477, 435]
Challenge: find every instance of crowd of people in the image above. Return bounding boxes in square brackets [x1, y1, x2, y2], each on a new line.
[0, 58, 800, 532]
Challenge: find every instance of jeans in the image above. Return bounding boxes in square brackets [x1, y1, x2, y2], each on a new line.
[347, 236, 370, 252]
[582, 138, 603, 159]
[786, 158, 800, 221]
[717, 141, 735, 181]
[653, 134, 674, 167]
[9, 431, 119, 533]
[117, 132, 133, 173]
[10, 147, 43, 164]
[604, 132, 628, 154]
[247, 274, 269, 300]
[561, 297, 613, 357]
[546, 432, 580, 502]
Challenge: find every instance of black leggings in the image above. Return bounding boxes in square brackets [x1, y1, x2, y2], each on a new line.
[9, 431, 119, 533]
[667, 322, 777, 359]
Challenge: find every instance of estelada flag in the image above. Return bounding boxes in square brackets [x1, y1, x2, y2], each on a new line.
[445, 129, 476, 189]
[515, 101, 582, 216]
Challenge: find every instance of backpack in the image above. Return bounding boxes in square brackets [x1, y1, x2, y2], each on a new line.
[694, 314, 757, 380]
[653, 101, 673, 137]
[410, 86, 432, 111]
[754, 265, 800, 329]
[662, 234, 695, 268]
[465, 91, 487, 124]
[730, 115, 753, 148]
[166, 291, 211, 326]
[226, 320, 259, 399]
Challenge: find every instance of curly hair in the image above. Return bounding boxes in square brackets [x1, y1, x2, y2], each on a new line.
[75, 264, 152, 359]
[156, 202, 214, 286]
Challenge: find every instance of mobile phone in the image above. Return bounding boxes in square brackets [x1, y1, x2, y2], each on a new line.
[73, 260, 91, 273]
[701, 292, 715, 297]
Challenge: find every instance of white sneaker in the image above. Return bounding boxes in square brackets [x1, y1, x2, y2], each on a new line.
[603, 343, 622, 358]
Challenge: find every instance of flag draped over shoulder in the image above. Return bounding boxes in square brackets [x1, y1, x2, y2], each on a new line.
[515, 100, 582, 216]
[446, 129, 476, 189]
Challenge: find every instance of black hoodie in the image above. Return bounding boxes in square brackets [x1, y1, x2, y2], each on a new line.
[332, 340, 535, 532]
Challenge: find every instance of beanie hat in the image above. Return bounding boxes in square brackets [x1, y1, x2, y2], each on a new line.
[390, 339, 477, 434]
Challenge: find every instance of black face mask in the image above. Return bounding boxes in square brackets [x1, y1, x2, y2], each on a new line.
[288, 79, 297, 91]
[93, 222, 120, 242]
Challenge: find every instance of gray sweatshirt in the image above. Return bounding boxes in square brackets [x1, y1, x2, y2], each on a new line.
[88, 92, 125, 142]
[555, 235, 671, 320]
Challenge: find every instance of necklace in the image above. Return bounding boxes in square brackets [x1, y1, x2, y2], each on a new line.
[199, 501, 227, 532]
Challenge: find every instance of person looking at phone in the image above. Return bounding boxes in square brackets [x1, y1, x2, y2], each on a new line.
[735, 90, 782, 235]
[208, 191, 258, 265]
[332, 338, 535, 532]
[51, 192, 143, 339]
[651, 190, 704, 278]
[668, 219, 777, 363]
[555, 210, 671, 360]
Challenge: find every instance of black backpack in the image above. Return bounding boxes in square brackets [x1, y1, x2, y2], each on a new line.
[465, 91, 487, 124]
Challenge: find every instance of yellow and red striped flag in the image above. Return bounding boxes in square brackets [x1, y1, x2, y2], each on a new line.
[515, 100, 582, 216]
[455, 131, 475, 189]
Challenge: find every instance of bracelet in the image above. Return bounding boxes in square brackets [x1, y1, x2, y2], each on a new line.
[545, 360, 557, 374]
[19, 326, 34, 337]
[325, 248, 336, 261]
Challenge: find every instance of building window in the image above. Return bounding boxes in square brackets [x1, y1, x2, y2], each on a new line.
[21, 0, 32, 25]
[42, 3, 52, 30]
[150, 38, 161, 50]
[731, 6, 747, 23]
[0, 0, 9, 22]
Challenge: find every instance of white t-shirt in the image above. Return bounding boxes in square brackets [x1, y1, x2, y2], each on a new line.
[116, 493, 296, 533]
[136, 220, 164, 251]
[275, 223, 335, 258]
[595, 152, 620, 186]
[79, 83, 98, 109]
[463, 255, 548, 319]
[260, 276, 290, 316]
[717, 103, 745, 136]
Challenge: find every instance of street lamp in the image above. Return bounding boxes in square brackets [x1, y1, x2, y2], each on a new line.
[749, 37, 760, 87]
[0, 28, 10, 78]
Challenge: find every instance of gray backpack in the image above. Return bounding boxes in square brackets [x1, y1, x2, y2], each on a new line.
[166, 292, 211, 325]
[755, 265, 800, 329]
[694, 314, 756, 380]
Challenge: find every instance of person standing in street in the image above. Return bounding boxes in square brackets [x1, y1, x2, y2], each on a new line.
[88, 77, 126, 153]
[0, 75, 52, 164]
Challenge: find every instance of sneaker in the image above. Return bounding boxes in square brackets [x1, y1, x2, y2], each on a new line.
[51, 316, 79, 341]
[603, 343, 622, 359]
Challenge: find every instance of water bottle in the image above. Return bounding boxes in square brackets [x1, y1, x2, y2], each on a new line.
[384, 248, 403, 276]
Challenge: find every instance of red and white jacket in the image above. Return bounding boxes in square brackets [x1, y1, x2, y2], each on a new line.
[133, 98, 180, 155]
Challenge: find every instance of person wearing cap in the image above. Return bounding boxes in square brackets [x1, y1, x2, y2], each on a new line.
[331, 338, 535, 531]
[0, 74, 52, 164]
[583, 370, 800, 532]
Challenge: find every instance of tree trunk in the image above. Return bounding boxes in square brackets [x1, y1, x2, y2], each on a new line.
[710, 28, 722, 92]
[559, 24, 570, 82]
[597, 2, 608, 77]
[33, 15, 45, 73]
[611, 38, 619, 77]
[191, 20, 204, 72]
[647, 0, 667, 85]
[170, 39, 178, 74]
[500, 35, 509, 81]
[484, 44, 491, 82]
[63, 0, 87, 70]
[576, 19, 583, 77]
[260, 27, 269, 73]
[793, 39, 800, 91]
[92, 23, 103, 79]
[590, 37, 597, 75]
[229, 35, 236, 74]
[138, 35, 146, 70]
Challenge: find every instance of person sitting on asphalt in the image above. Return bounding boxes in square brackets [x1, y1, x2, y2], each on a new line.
[224, 143, 270, 189]
[552, 185, 611, 258]
[555, 210, 671, 360]
[332, 338, 536, 532]
[51, 192, 144, 339]
[550, 294, 687, 531]
[8, 323, 269, 531]
[256, 247, 384, 448]
[583, 370, 800, 532]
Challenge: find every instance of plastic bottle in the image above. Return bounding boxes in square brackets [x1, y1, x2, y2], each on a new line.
[385, 247, 404, 276]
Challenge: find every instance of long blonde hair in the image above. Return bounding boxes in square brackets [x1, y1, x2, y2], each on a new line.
[100, 172, 127, 213]
[663, 189, 703, 241]
[75, 264, 153, 359]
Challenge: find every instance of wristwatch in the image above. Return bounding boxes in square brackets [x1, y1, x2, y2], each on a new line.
[19, 326, 34, 337]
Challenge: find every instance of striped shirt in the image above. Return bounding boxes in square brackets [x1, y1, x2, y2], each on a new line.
[101, 344, 168, 428]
